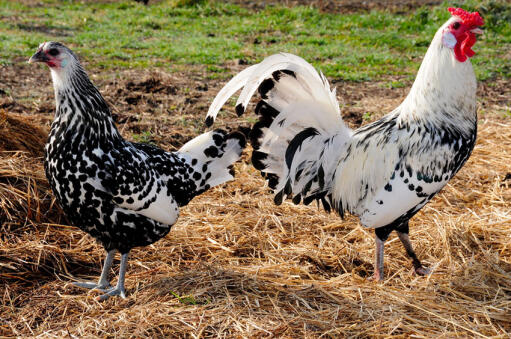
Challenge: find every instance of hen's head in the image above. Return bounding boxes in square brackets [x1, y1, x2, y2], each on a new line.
[442, 8, 484, 62]
[28, 42, 78, 70]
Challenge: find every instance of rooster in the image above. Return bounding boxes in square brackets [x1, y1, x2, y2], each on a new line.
[29, 42, 245, 300]
[205, 8, 484, 280]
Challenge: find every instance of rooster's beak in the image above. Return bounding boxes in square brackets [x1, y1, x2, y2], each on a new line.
[470, 28, 484, 34]
[28, 50, 49, 63]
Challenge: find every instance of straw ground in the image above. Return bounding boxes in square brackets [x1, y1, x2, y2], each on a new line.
[1, 0, 511, 337]
[1, 63, 510, 336]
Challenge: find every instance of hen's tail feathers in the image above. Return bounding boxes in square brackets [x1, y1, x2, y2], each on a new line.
[178, 129, 246, 192]
[206, 53, 353, 210]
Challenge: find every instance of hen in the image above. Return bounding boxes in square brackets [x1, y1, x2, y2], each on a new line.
[205, 8, 484, 280]
[29, 42, 245, 300]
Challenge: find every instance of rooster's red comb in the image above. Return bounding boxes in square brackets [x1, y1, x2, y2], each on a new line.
[448, 7, 484, 27]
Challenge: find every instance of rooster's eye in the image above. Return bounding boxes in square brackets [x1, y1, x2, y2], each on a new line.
[452, 22, 460, 30]
[48, 48, 59, 56]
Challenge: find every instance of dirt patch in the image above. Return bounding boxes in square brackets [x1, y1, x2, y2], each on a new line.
[478, 78, 511, 108]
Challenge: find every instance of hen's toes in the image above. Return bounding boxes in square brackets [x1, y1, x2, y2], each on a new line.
[369, 269, 384, 282]
[96, 286, 126, 301]
[73, 281, 111, 291]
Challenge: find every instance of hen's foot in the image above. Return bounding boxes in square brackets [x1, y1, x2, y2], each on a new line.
[96, 285, 126, 301]
[73, 281, 111, 291]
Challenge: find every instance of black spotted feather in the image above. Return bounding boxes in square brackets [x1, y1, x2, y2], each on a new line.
[42, 43, 245, 254]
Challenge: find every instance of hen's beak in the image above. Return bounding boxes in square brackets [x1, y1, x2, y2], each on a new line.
[470, 27, 483, 34]
[28, 50, 49, 63]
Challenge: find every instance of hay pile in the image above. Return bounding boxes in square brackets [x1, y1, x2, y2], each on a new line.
[0, 111, 60, 224]
[0, 110, 48, 157]
[0, 108, 510, 336]
[0, 111, 70, 292]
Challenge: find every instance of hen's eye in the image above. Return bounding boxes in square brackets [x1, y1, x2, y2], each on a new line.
[48, 48, 59, 56]
[452, 22, 460, 30]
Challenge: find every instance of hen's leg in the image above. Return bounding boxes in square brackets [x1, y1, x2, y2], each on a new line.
[97, 252, 129, 301]
[73, 249, 115, 291]
[396, 221, 430, 276]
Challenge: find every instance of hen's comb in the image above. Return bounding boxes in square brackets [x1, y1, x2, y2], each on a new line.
[448, 7, 484, 27]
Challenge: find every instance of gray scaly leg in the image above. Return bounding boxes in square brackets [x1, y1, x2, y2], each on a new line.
[372, 236, 385, 281]
[372, 224, 396, 281]
[73, 249, 115, 291]
[97, 252, 129, 301]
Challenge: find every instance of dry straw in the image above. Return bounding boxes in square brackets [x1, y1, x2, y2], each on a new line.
[0, 108, 510, 337]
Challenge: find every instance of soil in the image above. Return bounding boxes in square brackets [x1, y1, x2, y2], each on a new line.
[1, 61, 509, 153]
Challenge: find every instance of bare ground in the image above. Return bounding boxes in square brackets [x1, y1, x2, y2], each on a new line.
[0, 60, 510, 337]
[3, 60, 509, 140]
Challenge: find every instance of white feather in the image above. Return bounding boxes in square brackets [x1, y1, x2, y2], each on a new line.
[206, 64, 259, 123]
[235, 53, 331, 113]
[116, 181, 180, 226]
[179, 130, 244, 187]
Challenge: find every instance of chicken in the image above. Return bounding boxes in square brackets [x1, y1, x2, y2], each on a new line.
[29, 42, 246, 300]
[205, 8, 484, 280]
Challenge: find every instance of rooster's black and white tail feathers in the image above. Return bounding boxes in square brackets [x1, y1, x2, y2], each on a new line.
[206, 54, 352, 210]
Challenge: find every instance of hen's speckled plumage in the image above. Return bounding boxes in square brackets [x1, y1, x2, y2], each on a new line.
[31, 41, 245, 299]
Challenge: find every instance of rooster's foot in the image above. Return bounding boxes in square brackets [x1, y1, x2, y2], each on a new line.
[414, 266, 431, 276]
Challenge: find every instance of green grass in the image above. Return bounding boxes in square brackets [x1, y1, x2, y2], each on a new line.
[132, 131, 156, 145]
[170, 290, 208, 305]
[0, 0, 509, 81]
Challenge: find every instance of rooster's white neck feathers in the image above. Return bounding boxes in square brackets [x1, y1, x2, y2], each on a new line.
[397, 18, 477, 134]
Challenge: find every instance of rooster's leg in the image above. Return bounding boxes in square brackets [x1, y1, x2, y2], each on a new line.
[73, 249, 115, 291]
[373, 236, 385, 281]
[372, 225, 394, 281]
[396, 221, 430, 276]
[97, 252, 128, 301]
